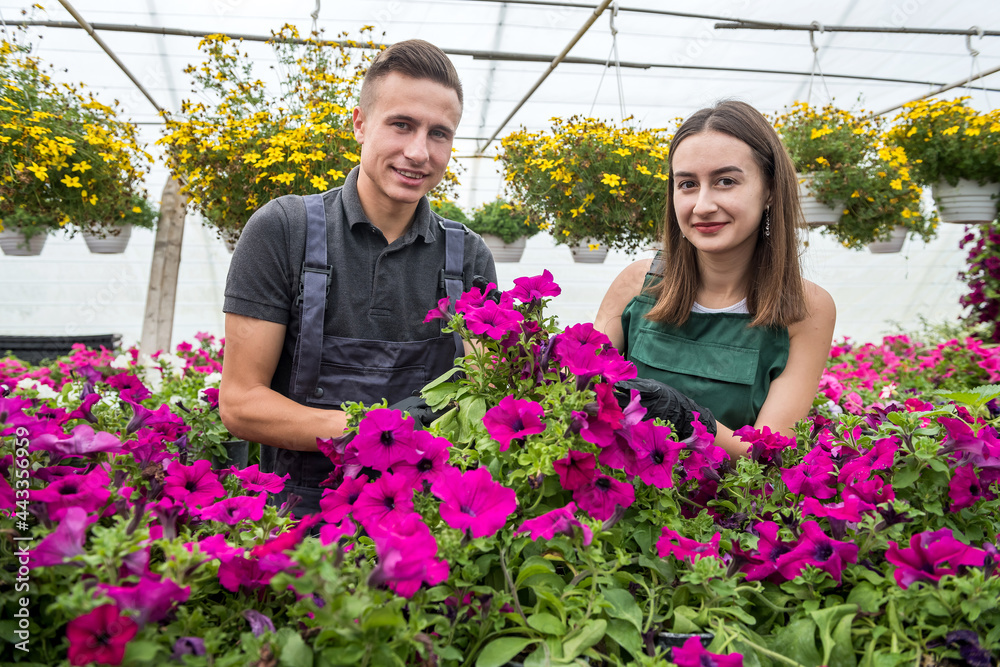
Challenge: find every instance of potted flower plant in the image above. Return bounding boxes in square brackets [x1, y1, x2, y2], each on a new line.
[497, 116, 669, 260]
[775, 102, 936, 250]
[79, 196, 158, 254]
[0, 33, 153, 256]
[889, 97, 1000, 224]
[465, 197, 541, 262]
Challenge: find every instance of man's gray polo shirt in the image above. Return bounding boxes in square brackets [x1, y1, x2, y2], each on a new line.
[224, 166, 497, 398]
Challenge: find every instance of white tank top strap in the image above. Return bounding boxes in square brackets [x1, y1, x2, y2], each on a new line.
[691, 298, 750, 314]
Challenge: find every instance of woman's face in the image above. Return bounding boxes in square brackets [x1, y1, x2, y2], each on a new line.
[671, 130, 770, 258]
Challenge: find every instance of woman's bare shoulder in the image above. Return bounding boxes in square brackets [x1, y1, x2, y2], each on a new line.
[790, 279, 836, 338]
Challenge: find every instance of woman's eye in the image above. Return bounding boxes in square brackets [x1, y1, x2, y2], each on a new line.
[718, 177, 736, 187]
[677, 180, 696, 190]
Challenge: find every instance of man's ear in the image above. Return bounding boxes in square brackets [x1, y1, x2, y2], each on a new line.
[352, 106, 365, 143]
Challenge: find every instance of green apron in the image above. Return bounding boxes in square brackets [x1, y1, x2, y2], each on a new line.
[620, 274, 789, 430]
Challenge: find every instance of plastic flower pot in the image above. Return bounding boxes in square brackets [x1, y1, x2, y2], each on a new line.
[932, 178, 1000, 224]
[797, 173, 842, 227]
[82, 225, 132, 254]
[868, 226, 907, 254]
[0, 229, 46, 256]
[211, 440, 249, 470]
[481, 234, 526, 263]
[569, 238, 609, 264]
[655, 632, 715, 659]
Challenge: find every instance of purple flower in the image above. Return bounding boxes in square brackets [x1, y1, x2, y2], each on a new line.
[319, 474, 370, 524]
[162, 459, 226, 508]
[949, 464, 986, 511]
[626, 420, 684, 489]
[509, 269, 561, 303]
[483, 395, 546, 451]
[838, 436, 900, 485]
[573, 474, 635, 521]
[230, 464, 289, 494]
[352, 408, 421, 470]
[735, 425, 796, 466]
[171, 637, 206, 659]
[464, 300, 525, 340]
[781, 458, 837, 499]
[741, 521, 795, 582]
[197, 493, 267, 524]
[66, 604, 138, 667]
[30, 506, 95, 568]
[123, 399, 186, 437]
[456, 282, 512, 314]
[938, 417, 1000, 468]
[886, 528, 987, 589]
[65, 392, 101, 424]
[29, 424, 127, 461]
[369, 513, 449, 598]
[217, 552, 294, 593]
[106, 372, 151, 402]
[424, 296, 453, 323]
[514, 502, 593, 546]
[391, 431, 451, 489]
[432, 466, 517, 538]
[801, 494, 875, 521]
[352, 472, 416, 536]
[31, 465, 111, 521]
[98, 575, 190, 626]
[673, 636, 743, 667]
[242, 610, 275, 637]
[657, 528, 722, 563]
[552, 450, 597, 491]
[776, 520, 858, 583]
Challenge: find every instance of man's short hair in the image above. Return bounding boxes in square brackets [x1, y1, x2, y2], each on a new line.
[359, 39, 463, 112]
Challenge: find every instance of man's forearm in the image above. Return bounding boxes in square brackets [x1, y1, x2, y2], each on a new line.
[220, 385, 347, 452]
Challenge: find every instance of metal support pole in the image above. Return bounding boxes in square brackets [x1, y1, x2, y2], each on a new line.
[140, 177, 186, 357]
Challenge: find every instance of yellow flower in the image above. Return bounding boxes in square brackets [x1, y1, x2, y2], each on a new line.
[26, 163, 47, 180]
[815, 156, 829, 166]
[270, 172, 296, 185]
[61, 175, 82, 188]
[71, 160, 92, 172]
[941, 126, 960, 136]
[612, 148, 631, 157]
[890, 179, 902, 191]
[132, 206, 142, 213]
[310, 175, 328, 190]
[601, 172, 621, 188]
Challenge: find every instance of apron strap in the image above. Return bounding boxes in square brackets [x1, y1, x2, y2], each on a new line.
[292, 194, 331, 399]
[439, 219, 466, 358]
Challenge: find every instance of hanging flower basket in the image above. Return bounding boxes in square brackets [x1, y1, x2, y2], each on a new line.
[481, 234, 526, 263]
[932, 178, 1000, 225]
[0, 228, 46, 256]
[867, 226, 908, 254]
[797, 174, 841, 227]
[569, 238, 609, 264]
[82, 224, 132, 254]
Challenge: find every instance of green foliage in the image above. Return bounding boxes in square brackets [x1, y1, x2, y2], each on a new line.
[467, 197, 542, 243]
[430, 200, 471, 225]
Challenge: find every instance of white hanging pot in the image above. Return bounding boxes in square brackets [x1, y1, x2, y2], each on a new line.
[481, 234, 526, 263]
[569, 238, 608, 264]
[932, 178, 1000, 224]
[0, 229, 46, 256]
[867, 226, 907, 254]
[798, 173, 842, 227]
[82, 224, 132, 254]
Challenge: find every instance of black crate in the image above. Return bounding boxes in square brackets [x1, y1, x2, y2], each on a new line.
[0, 334, 122, 364]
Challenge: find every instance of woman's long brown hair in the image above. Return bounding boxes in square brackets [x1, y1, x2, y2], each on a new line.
[646, 100, 807, 329]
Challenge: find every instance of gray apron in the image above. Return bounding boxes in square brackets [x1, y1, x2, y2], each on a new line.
[265, 194, 466, 515]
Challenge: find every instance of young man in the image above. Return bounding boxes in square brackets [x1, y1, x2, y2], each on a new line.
[220, 40, 496, 514]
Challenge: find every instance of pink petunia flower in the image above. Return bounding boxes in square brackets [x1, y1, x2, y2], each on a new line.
[369, 512, 449, 598]
[162, 459, 226, 508]
[781, 458, 838, 499]
[351, 408, 422, 470]
[552, 450, 597, 491]
[573, 473, 634, 521]
[886, 528, 987, 589]
[319, 474, 370, 524]
[351, 472, 416, 536]
[514, 502, 592, 546]
[230, 464, 289, 494]
[30, 506, 96, 568]
[217, 551, 294, 593]
[741, 521, 796, 582]
[657, 528, 722, 563]
[432, 466, 517, 538]
[949, 464, 986, 511]
[775, 520, 858, 583]
[197, 493, 267, 524]
[66, 604, 138, 667]
[31, 465, 111, 521]
[627, 420, 684, 489]
[319, 517, 357, 546]
[801, 494, 875, 522]
[483, 395, 546, 451]
[672, 636, 743, 667]
[509, 269, 561, 303]
[97, 575, 190, 626]
[252, 514, 323, 557]
[735, 425, 796, 466]
[29, 424, 127, 461]
[464, 300, 525, 340]
[391, 431, 452, 489]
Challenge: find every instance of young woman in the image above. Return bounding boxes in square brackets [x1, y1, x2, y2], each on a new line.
[595, 100, 836, 458]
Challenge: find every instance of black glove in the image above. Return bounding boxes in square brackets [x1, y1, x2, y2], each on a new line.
[388, 394, 445, 429]
[472, 275, 504, 304]
[613, 377, 717, 440]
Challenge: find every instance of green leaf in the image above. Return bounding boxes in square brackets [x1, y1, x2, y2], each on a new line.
[279, 632, 314, 667]
[563, 619, 607, 659]
[892, 465, 920, 489]
[771, 618, 822, 667]
[360, 606, 404, 631]
[846, 581, 883, 613]
[605, 618, 644, 661]
[515, 556, 555, 587]
[122, 640, 161, 663]
[602, 587, 643, 633]
[475, 637, 538, 667]
[808, 604, 857, 667]
[527, 612, 566, 636]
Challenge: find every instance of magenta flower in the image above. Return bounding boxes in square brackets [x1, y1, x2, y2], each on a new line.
[106, 372, 151, 402]
[514, 502, 593, 546]
[352, 408, 421, 470]
[627, 420, 684, 489]
[509, 269, 561, 303]
[197, 493, 267, 524]
[552, 450, 597, 491]
[65, 392, 101, 424]
[839, 436, 900, 485]
[30, 506, 95, 568]
[230, 464, 289, 494]
[432, 466, 517, 538]
[162, 459, 226, 508]
[123, 399, 186, 437]
[949, 464, 986, 511]
[886, 528, 987, 589]
[319, 517, 357, 546]
[97, 575, 190, 626]
[657, 528, 721, 563]
[741, 521, 796, 582]
[369, 512, 449, 598]
[423, 296, 453, 323]
[31, 465, 111, 521]
[938, 417, 1000, 468]
[66, 604, 138, 667]
[781, 458, 837, 499]
[735, 425, 795, 466]
[391, 431, 452, 489]
[560, 322, 612, 349]
[319, 474, 370, 524]
[801, 493, 875, 521]
[464, 300, 525, 340]
[29, 424, 126, 460]
[483, 395, 546, 451]
[573, 473, 635, 521]
[351, 472, 416, 536]
[252, 515, 323, 557]
[845, 476, 895, 505]
[217, 552, 294, 593]
[456, 282, 512, 314]
[673, 636, 743, 667]
[776, 521, 858, 583]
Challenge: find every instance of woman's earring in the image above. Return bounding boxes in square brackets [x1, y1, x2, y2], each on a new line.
[764, 207, 771, 238]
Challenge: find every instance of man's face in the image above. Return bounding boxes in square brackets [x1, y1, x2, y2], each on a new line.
[353, 72, 462, 215]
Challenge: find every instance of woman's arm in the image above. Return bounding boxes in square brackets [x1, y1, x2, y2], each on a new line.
[713, 280, 837, 457]
[594, 258, 653, 349]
